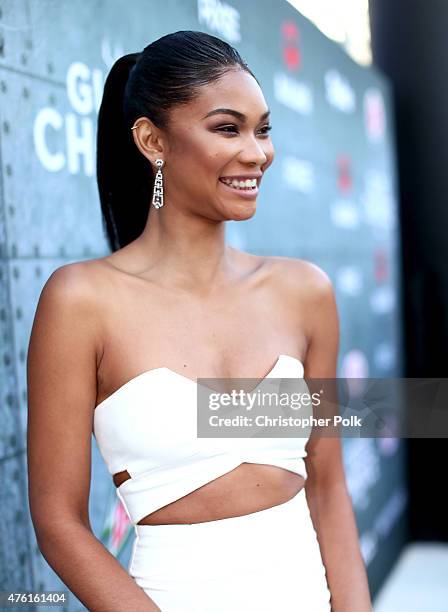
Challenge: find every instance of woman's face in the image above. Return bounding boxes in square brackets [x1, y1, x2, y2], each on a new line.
[162, 68, 275, 221]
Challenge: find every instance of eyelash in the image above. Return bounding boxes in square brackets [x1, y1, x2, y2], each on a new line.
[214, 124, 273, 137]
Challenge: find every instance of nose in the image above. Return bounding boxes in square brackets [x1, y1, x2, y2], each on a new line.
[239, 134, 269, 166]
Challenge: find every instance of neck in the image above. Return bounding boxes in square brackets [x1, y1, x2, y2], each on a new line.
[135, 204, 238, 295]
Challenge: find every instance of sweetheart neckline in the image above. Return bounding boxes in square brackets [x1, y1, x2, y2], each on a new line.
[94, 354, 305, 413]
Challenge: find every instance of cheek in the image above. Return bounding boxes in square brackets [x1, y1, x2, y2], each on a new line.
[264, 144, 275, 169]
[169, 141, 210, 180]
[173, 133, 222, 167]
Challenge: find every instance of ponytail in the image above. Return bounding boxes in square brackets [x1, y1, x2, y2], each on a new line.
[96, 53, 154, 252]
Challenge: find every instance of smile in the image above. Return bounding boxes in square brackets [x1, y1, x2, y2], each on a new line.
[218, 177, 260, 200]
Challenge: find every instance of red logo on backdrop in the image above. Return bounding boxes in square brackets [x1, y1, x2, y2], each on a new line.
[281, 21, 301, 70]
[337, 154, 353, 193]
[374, 249, 389, 283]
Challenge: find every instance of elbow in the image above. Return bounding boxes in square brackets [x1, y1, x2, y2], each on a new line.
[30, 514, 60, 552]
[31, 509, 92, 551]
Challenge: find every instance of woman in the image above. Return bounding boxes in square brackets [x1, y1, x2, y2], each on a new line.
[27, 30, 372, 611]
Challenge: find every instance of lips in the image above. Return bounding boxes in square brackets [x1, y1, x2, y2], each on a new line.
[218, 177, 259, 199]
[220, 173, 262, 179]
[219, 174, 262, 181]
[219, 179, 258, 191]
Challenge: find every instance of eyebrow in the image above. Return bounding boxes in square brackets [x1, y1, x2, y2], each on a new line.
[202, 108, 271, 122]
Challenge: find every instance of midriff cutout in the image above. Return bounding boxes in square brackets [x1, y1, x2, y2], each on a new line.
[113, 463, 306, 525]
[113, 470, 131, 488]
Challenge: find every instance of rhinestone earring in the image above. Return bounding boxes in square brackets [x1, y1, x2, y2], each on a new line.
[152, 159, 164, 209]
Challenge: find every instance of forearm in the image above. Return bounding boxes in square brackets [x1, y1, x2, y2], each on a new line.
[305, 481, 372, 612]
[35, 520, 161, 612]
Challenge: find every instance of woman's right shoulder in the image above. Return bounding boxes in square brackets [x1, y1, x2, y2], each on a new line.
[37, 257, 113, 317]
[30, 258, 115, 365]
[44, 256, 116, 292]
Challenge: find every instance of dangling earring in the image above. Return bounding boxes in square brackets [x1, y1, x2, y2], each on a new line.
[152, 159, 164, 209]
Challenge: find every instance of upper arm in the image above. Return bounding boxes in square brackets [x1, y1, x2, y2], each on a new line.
[300, 263, 346, 493]
[303, 263, 340, 379]
[27, 263, 103, 536]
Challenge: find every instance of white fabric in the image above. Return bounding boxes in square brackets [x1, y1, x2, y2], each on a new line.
[129, 487, 332, 611]
[93, 354, 311, 525]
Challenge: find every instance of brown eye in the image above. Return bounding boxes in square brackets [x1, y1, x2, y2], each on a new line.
[215, 125, 239, 135]
[260, 124, 273, 136]
[214, 124, 272, 137]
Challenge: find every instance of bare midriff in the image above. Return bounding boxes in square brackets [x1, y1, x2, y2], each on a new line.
[113, 463, 306, 525]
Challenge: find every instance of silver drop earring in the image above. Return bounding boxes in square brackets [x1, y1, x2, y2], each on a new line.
[152, 159, 164, 209]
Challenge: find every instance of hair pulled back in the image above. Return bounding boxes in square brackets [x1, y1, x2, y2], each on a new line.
[96, 30, 256, 252]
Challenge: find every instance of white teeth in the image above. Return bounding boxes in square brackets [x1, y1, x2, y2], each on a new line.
[220, 178, 257, 189]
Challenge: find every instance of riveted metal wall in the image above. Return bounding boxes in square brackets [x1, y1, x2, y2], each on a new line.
[0, 0, 403, 609]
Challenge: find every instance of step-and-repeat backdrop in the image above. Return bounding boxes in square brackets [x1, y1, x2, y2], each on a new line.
[0, 0, 404, 608]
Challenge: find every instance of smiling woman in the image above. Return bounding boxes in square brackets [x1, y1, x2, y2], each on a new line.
[96, 32, 275, 250]
[126, 68, 275, 225]
[27, 29, 371, 612]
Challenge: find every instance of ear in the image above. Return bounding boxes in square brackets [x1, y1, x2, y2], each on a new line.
[131, 116, 165, 164]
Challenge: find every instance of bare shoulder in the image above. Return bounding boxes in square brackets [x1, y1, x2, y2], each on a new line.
[34, 259, 112, 351]
[40, 258, 110, 304]
[264, 257, 339, 376]
[262, 255, 335, 304]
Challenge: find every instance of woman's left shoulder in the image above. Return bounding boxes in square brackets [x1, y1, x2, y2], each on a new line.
[264, 255, 334, 297]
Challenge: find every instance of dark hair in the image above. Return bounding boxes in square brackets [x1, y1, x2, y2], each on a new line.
[96, 30, 257, 252]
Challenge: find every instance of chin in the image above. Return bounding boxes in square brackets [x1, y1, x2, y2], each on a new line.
[220, 198, 257, 221]
[227, 205, 257, 221]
